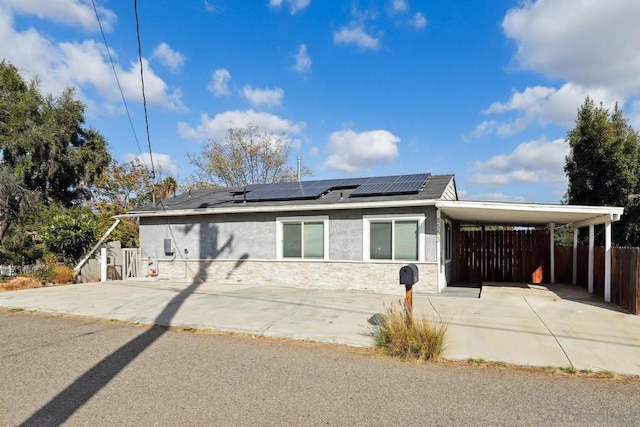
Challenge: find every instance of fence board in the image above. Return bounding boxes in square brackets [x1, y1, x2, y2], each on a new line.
[456, 229, 549, 284]
[555, 245, 640, 315]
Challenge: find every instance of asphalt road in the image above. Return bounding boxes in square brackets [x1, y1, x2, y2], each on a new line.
[1, 311, 639, 426]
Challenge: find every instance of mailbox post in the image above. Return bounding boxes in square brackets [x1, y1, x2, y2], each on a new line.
[399, 264, 419, 323]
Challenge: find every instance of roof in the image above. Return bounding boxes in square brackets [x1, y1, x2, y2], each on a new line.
[436, 200, 624, 228]
[125, 173, 456, 217]
[123, 173, 624, 229]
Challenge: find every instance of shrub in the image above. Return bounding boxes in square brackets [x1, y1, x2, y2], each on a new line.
[47, 266, 76, 284]
[374, 301, 448, 362]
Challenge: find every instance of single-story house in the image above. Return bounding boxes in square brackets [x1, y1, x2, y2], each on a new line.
[120, 173, 624, 298]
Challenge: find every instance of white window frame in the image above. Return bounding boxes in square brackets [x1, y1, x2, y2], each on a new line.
[276, 215, 329, 260]
[363, 214, 426, 262]
[444, 219, 453, 262]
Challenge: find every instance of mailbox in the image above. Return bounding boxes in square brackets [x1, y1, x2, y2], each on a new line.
[399, 263, 419, 285]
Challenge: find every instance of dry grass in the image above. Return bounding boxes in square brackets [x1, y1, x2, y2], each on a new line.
[0, 277, 43, 292]
[47, 266, 76, 284]
[373, 301, 448, 362]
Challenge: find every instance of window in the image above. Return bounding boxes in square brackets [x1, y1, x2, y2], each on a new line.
[277, 216, 328, 260]
[364, 215, 425, 261]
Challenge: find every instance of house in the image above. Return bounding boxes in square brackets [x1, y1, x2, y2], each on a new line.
[122, 173, 624, 298]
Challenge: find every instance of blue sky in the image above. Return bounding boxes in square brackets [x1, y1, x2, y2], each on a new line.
[2, 0, 640, 203]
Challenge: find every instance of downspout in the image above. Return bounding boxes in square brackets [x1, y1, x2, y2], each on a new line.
[74, 219, 121, 272]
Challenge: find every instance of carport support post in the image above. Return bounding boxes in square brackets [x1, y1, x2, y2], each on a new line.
[405, 285, 413, 324]
[572, 227, 578, 285]
[604, 221, 611, 302]
[588, 224, 594, 293]
[549, 222, 555, 284]
[100, 248, 107, 282]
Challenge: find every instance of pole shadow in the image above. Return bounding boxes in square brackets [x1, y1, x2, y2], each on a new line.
[21, 221, 242, 426]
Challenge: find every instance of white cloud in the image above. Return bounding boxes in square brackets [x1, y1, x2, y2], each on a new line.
[292, 43, 311, 74]
[503, 0, 640, 97]
[408, 12, 427, 29]
[469, 138, 569, 187]
[463, 120, 498, 140]
[242, 85, 284, 107]
[177, 109, 304, 142]
[269, 0, 310, 14]
[208, 68, 231, 96]
[0, 0, 116, 32]
[115, 58, 184, 110]
[390, 0, 408, 13]
[324, 129, 400, 172]
[474, 1, 640, 138]
[333, 26, 381, 50]
[0, 9, 184, 110]
[151, 42, 185, 73]
[124, 152, 180, 177]
[457, 190, 526, 203]
[470, 83, 620, 138]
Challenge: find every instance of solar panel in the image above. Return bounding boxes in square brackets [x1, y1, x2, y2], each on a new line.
[232, 173, 431, 202]
[350, 173, 430, 196]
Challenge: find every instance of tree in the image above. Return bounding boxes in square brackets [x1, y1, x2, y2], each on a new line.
[40, 206, 97, 263]
[564, 97, 640, 246]
[187, 124, 311, 187]
[0, 61, 111, 244]
[91, 159, 178, 247]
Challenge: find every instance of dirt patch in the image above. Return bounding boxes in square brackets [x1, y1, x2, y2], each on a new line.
[0, 277, 72, 292]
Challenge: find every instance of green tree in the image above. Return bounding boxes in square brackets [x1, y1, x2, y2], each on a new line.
[0, 61, 111, 244]
[187, 124, 311, 187]
[40, 206, 97, 263]
[564, 97, 640, 246]
[90, 159, 178, 247]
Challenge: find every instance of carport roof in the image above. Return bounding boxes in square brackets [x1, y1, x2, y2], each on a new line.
[436, 200, 624, 228]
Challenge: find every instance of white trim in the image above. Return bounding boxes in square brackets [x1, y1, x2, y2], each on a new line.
[435, 209, 443, 291]
[121, 199, 438, 218]
[362, 213, 426, 262]
[276, 215, 329, 261]
[572, 228, 578, 285]
[604, 221, 611, 303]
[549, 222, 555, 284]
[588, 224, 594, 293]
[436, 200, 624, 227]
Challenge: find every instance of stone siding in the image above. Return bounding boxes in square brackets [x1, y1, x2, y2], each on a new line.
[155, 259, 438, 293]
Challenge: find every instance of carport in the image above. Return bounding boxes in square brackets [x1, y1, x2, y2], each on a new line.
[436, 200, 625, 302]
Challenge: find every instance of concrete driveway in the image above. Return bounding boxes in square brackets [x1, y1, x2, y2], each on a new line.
[0, 280, 639, 375]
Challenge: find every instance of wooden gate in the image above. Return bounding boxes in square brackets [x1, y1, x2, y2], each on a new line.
[456, 229, 549, 283]
[123, 248, 141, 279]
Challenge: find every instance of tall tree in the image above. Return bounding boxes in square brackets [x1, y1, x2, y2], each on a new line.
[0, 61, 111, 243]
[91, 159, 178, 247]
[564, 97, 640, 246]
[187, 124, 311, 187]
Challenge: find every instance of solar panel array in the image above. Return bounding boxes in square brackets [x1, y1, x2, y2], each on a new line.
[350, 173, 430, 197]
[232, 174, 430, 202]
[233, 177, 369, 202]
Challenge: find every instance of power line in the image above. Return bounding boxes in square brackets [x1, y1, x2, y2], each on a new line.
[134, 0, 156, 180]
[90, 0, 144, 160]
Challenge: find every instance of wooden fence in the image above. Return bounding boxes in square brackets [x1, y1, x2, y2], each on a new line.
[554, 246, 640, 315]
[456, 230, 549, 283]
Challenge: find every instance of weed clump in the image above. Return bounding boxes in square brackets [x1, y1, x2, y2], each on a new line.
[373, 301, 447, 362]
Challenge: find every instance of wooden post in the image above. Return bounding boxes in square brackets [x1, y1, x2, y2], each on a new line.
[405, 284, 413, 323]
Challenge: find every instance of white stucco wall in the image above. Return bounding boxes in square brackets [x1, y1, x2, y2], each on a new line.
[138, 206, 440, 292]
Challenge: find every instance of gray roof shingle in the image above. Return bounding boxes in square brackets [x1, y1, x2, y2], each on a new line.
[131, 173, 455, 213]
